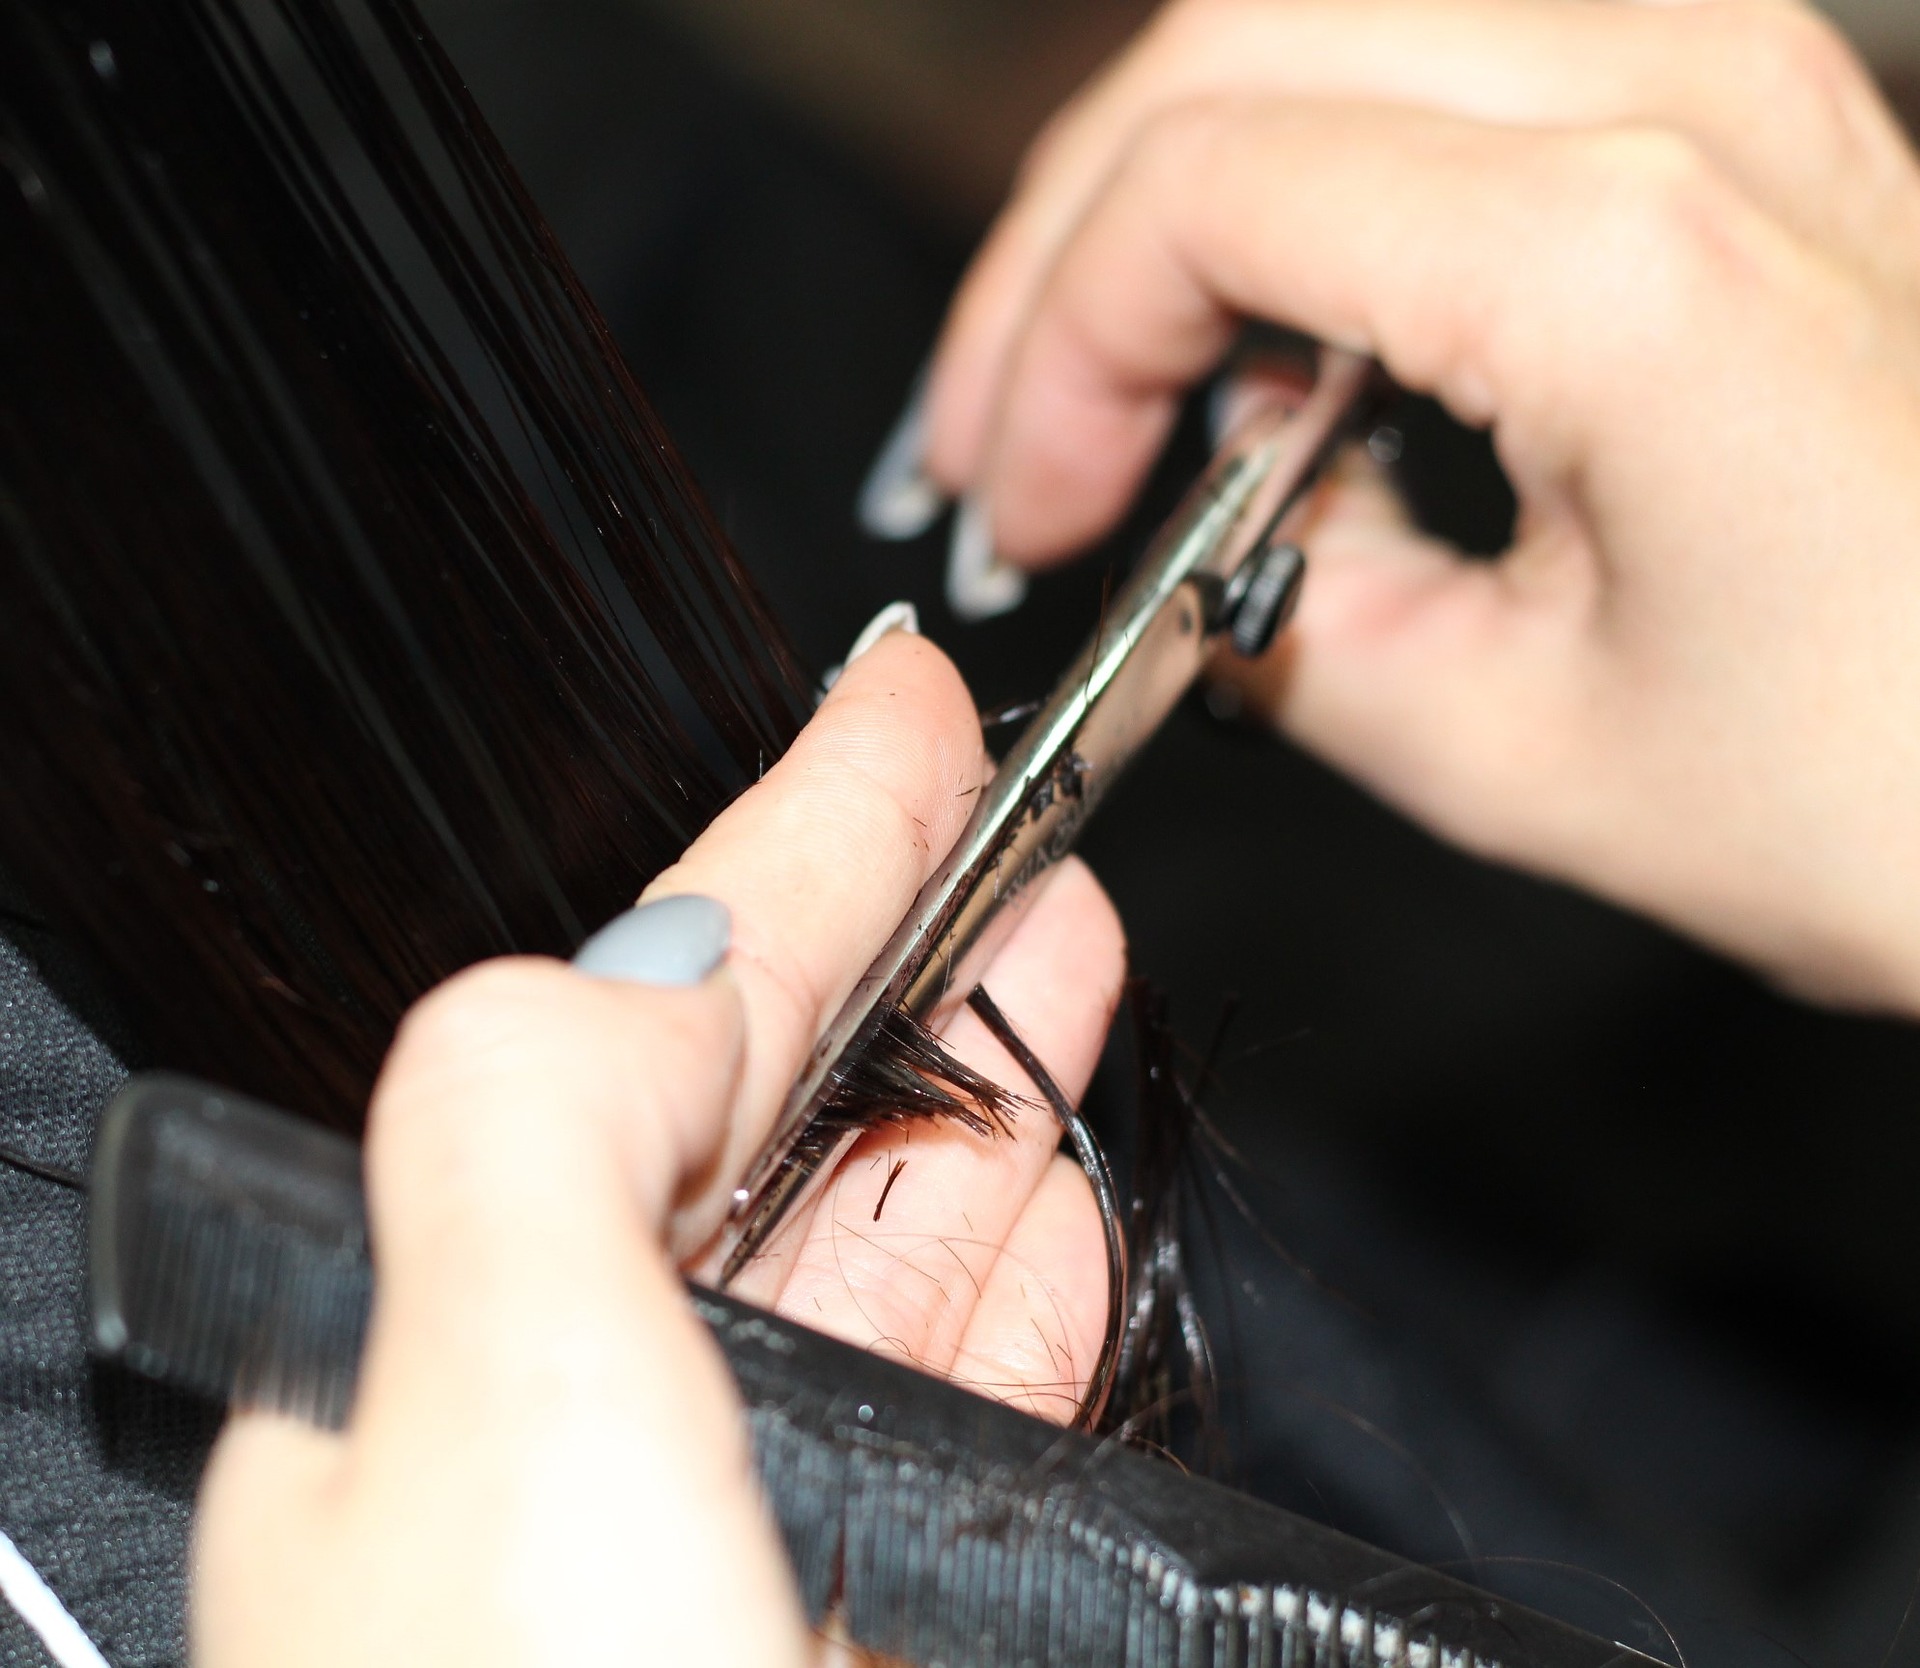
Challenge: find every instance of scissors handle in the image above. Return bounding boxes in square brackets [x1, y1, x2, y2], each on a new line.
[719, 349, 1379, 1284]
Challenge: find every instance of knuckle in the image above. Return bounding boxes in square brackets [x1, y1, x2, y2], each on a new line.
[370, 959, 595, 1189]
[1569, 127, 1761, 305]
[1504, 126, 1788, 406]
[1615, 127, 1728, 238]
[1116, 94, 1238, 219]
[1721, 0, 1868, 102]
[1706, 0, 1875, 150]
[387, 957, 581, 1091]
[728, 772, 924, 1040]
[726, 923, 833, 1062]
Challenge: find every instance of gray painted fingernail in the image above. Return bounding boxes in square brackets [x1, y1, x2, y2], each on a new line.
[857, 368, 948, 541]
[572, 895, 731, 987]
[946, 493, 1028, 623]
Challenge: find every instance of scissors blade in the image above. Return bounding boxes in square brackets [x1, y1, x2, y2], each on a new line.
[718, 349, 1379, 1284]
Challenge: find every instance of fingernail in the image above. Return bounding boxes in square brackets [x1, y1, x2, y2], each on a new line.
[571, 895, 731, 987]
[846, 599, 919, 664]
[857, 368, 948, 541]
[820, 600, 919, 694]
[946, 494, 1028, 623]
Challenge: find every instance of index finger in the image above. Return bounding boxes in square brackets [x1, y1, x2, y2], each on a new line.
[924, 0, 1906, 493]
[972, 97, 1792, 563]
[642, 625, 992, 1252]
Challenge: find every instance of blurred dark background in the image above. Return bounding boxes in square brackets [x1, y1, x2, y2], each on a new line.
[412, 2, 1920, 1662]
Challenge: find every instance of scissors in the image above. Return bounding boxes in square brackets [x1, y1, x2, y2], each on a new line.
[717, 348, 1382, 1286]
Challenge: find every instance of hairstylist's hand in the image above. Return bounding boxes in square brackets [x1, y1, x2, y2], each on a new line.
[919, 0, 1920, 1011]
[192, 619, 1124, 1668]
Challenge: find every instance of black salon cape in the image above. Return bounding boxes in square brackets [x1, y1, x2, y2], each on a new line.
[0, 928, 214, 1668]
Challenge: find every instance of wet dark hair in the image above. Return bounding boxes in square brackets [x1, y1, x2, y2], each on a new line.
[0, 0, 820, 1124]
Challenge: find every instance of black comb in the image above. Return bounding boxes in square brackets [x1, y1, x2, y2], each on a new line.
[90, 1073, 1662, 1668]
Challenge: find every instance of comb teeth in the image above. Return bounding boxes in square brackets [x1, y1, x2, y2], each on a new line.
[753, 1407, 1339, 1668]
[701, 1293, 1652, 1668]
[753, 1404, 1446, 1668]
[90, 1075, 370, 1429]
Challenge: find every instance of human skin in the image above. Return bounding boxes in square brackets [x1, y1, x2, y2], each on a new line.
[920, 0, 1920, 1014]
[191, 630, 1121, 1668]
[193, 0, 1920, 1654]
